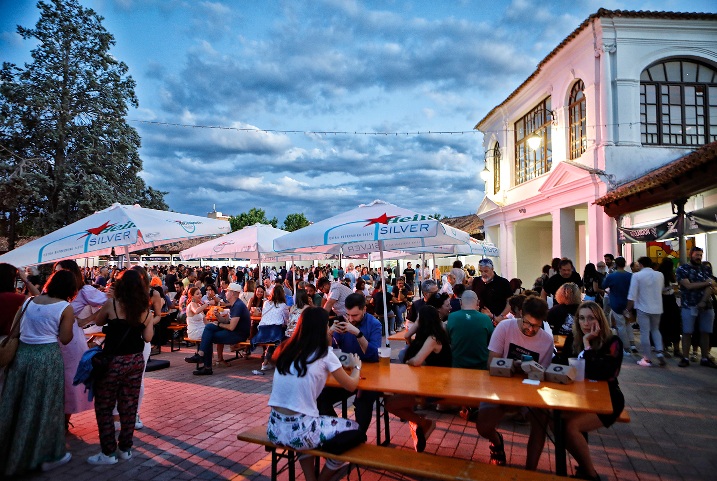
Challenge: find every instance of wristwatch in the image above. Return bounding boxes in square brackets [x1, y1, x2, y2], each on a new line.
[355, 330, 365, 339]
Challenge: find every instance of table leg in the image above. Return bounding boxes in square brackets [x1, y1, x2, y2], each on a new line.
[554, 409, 566, 476]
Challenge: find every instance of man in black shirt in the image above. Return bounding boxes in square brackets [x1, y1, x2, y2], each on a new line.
[470, 259, 512, 325]
[164, 266, 178, 293]
[403, 262, 417, 292]
[541, 259, 583, 300]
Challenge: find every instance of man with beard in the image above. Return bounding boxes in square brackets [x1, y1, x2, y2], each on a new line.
[470, 259, 512, 326]
[676, 247, 717, 368]
[541, 259, 583, 301]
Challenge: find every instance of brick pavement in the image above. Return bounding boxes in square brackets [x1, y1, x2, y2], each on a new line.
[17, 343, 717, 481]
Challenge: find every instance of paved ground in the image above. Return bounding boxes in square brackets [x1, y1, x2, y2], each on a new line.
[16, 340, 717, 481]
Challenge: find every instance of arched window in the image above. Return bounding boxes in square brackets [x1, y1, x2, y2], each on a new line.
[514, 98, 552, 185]
[640, 59, 717, 146]
[568, 80, 586, 159]
[492, 142, 500, 194]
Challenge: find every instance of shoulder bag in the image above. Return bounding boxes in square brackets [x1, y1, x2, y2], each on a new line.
[0, 297, 34, 367]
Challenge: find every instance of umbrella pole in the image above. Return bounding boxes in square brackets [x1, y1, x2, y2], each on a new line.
[124, 245, 130, 268]
[292, 256, 297, 298]
[379, 241, 390, 348]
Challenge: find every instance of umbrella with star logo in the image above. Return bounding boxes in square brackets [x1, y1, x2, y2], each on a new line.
[0, 203, 230, 267]
[272, 200, 472, 343]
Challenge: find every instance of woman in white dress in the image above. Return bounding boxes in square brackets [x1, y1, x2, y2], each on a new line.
[54, 260, 107, 431]
[186, 287, 211, 340]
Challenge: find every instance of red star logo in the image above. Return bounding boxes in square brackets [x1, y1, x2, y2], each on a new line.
[364, 213, 397, 226]
[78, 220, 115, 239]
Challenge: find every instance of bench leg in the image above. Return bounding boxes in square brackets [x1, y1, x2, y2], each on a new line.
[375, 395, 391, 446]
[554, 409, 567, 476]
[271, 448, 278, 481]
[288, 450, 295, 481]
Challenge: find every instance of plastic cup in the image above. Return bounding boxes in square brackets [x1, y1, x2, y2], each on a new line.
[379, 347, 391, 366]
[568, 358, 585, 381]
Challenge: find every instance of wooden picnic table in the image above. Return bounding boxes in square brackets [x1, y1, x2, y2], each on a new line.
[327, 362, 612, 476]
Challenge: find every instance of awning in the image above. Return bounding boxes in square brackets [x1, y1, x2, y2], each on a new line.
[595, 142, 717, 218]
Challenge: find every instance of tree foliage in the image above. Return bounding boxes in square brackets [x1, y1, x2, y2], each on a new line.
[0, 0, 167, 249]
[281, 213, 310, 232]
[229, 207, 278, 232]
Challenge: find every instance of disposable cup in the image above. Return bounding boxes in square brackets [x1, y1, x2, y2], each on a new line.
[568, 358, 585, 381]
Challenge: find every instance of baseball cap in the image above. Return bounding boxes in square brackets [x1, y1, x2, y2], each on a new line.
[227, 282, 243, 292]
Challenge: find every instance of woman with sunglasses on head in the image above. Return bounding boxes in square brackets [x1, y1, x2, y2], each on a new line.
[267, 307, 363, 481]
[0, 270, 77, 475]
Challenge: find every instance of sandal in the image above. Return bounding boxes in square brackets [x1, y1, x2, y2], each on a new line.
[488, 432, 506, 466]
[216, 359, 231, 367]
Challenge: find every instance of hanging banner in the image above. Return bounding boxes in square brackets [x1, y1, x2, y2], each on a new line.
[685, 204, 717, 235]
[618, 217, 680, 244]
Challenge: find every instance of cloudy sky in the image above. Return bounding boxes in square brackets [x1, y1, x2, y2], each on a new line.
[2, 0, 715, 225]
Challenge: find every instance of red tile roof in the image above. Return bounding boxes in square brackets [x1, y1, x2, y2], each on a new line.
[595, 141, 717, 207]
[474, 9, 717, 131]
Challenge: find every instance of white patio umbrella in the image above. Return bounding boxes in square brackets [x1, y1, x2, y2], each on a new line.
[273, 200, 473, 344]
[179, 223, 330, 297]
[0, 203, 230, 267]
[370, 238, 500, 260]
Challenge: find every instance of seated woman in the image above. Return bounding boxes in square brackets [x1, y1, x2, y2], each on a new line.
[253, 285, 289, 371]
[286, 289, 309, 338]
[267, 307, 363, 481]
[546, 282, 581, 336]
[184, 283, 252, 375]
[387, 305, 452, 452]
[554, 301, 624, 481]
[247, 285, 266, 340]
[185, 287, 211, 340]
[239, 280, 256, 306]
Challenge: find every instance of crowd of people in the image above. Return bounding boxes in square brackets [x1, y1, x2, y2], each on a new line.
[0, 247, 715, 480]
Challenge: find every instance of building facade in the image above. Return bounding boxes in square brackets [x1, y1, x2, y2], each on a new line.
[474, 9, 717, 281]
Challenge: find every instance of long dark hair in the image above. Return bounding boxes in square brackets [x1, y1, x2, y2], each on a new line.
[583, 262, 598, 280]
[113, 269, 150, 327]
[249, 286, 265, 308]
[274, 307, 330, 378]
[658, 258, 676, 284]
[294, 289, 309, 309]
[404, 305, 450, 362]
[54, 259, 84, 290]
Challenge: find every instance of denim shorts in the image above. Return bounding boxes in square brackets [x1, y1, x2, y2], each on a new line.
[681, 306, 715, 334]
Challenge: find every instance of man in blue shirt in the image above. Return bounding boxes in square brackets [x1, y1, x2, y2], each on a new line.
[317, 293, 382, 433]
[602, 257, 637, 355]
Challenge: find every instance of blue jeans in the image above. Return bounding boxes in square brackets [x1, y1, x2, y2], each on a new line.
[393, 304, 407, 330]
[199, 323, 244, 366]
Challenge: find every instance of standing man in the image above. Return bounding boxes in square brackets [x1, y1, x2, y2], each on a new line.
[602, 257, 637, 355]
[403, 262, 416, 293]
[390, 277, 413, 332]
[317, 293, 382, 433]
[318, 277, 353, 319]
[540, 259, 583, 301]
[676, 247, 717, 368]
[164, 266, 178, 293]
[626, 257, 666, 367]
[471, 259, 512, 326]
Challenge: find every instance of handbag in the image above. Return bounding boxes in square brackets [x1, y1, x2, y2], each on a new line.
[0, 297, 33, 367]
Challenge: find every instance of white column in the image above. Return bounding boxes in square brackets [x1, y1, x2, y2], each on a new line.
[504, 221, 517, 279]
[551, 209, 562, 260]
[560, 208, 577, 262]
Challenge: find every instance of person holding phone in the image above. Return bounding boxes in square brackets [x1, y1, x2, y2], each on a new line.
[316, 293, 382, 434]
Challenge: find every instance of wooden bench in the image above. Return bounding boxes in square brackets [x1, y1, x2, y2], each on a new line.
[85, 332, 105, 347]
[228, 340, 281, 361]
[617, 410, 631, 423]
[237, 425, 562, 481]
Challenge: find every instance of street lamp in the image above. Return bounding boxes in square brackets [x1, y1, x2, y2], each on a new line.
[480, 163, 491, 182]
[526, 108, 556, 151]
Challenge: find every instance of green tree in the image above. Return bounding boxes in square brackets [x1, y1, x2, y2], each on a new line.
[229, 207, 278, 232]
[431, 213, 443, 220]
[0, 0, 167, 249]
[281, 213, 310, 232]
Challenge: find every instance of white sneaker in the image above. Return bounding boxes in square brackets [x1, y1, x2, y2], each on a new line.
[135, 415, 144, 430]
[87, 452, 118, 465]
[260, 363, 274, 371]
[117, 449, 132, 461]
[41, 452, 71, 471]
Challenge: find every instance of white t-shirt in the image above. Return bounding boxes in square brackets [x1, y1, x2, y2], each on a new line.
[268, 349, 343, 417]
[19, 299, 70, 344]
[627, 269, 664, 315]
[488, 318, 554, 368]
